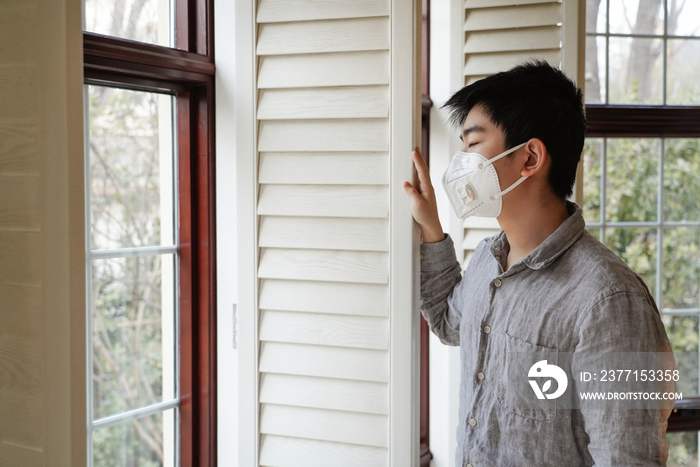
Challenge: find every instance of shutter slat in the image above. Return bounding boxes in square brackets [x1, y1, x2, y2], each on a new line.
[463, 217, 501, 229]
[260, 434, 387, 467]
[257, 0, 389, 23]
[0, 175, 39, 230]
[258, 119, 389, 152]
[259, 373, 388, 415]
[0, 65, 37, 119]
[0, 5, 36, 65]
[0, 231, 41, 284]
[0, 387, 43, 452]
[464, 26, 561, 54]
[464, 3, 562, 31]
[463, 49, 560, 76]
[465, 74, 489, 85]
[258, 248, 389, 284]
[0, 119, 39, 174]
[257, 17, 390, 55]
[0, 335, 40, 394]
[258, 86, 390, 120]
[259, 216, 388, 251]
[259, 279, 388, 317]
[258, 185, 388, 218]
[260, 310, 389, 350]
[259, 152, 389, 185]
[465, 0, 557, 8]
[260, 404, 388, 448]
[259, 341, 388, 382]
[462, 229, 500, 251]
[258, 51, 390, 89]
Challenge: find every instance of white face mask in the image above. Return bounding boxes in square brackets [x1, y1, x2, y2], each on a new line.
[442, 141, 528, 219]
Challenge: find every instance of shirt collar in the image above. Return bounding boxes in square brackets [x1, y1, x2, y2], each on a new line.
[485, 200, 586, 271]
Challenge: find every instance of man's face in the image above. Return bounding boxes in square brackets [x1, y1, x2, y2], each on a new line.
[459, 103, 508, 158]
[459, 103, 531, 206]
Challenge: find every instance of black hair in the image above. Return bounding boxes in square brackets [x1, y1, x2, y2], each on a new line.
[441, 58, 587, 201]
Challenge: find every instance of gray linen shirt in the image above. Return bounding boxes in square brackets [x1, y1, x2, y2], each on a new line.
[420, 200, 674, 467]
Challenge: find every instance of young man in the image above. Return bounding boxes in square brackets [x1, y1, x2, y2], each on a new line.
[403, 59, 675, 466]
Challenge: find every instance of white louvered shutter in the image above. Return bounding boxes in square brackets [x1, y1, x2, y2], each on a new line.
[235, 0, 420, 465]
[459, 0, 581, 268]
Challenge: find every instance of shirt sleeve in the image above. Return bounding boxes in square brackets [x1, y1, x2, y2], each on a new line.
[420, 232, 464, 346]
[572, 290, 676, 466]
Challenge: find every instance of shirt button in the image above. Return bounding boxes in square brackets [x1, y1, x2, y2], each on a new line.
[469, 418, 477, 426]
[467, 464, 474, 467]
[420, 253, 424, 260]
[477, 372, 485, 380]
[494, 278, 502, 287]
[483, 325, 491, 334]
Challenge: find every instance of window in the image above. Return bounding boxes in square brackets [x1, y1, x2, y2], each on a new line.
[82, 0, 216, 466]
[584, 0, 700, 464]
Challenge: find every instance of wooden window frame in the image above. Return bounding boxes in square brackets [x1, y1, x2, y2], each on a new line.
[83, 0, 217, 464]
[586, 103, 700, 433]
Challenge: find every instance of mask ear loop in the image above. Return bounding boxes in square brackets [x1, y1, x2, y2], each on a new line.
[489, 174, 529, 201]
[480, 141, 529, 201]
[477, 141, 528, 170]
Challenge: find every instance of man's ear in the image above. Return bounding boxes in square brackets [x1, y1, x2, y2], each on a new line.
[521, 138, 547, 177]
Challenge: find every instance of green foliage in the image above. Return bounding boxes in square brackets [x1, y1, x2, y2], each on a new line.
[93, 413, 165, 467]
[667, 431, 699, 467]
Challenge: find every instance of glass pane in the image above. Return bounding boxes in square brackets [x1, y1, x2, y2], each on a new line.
[84, 0, 172, 46]
[609, 0, 664, 35]
[667, 431, 699, 466]
[88, 86, 175, 250]
[585, 36, 606, 103]
[583, 138, 603, 223]
[662, 227, 700, 310]
[92, 254, 176, 419]
[662, 314, 699, 395]
[667, 39, 700, 105]
[93, 408, 177, 467]
[586, 0, 607, 33]
[586, 227, 601, 241]
[664, 139, 700, 222]
[605, 138, 659, 222]
[608, 37, 663, 104]
[668, 1, 700, 36]
[604, 227, 657, 294]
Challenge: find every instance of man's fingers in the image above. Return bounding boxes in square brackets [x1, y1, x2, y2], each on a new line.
[403, 181, 423, 202]
[412, 149, 432, 192]
[414, 147, 429, 172]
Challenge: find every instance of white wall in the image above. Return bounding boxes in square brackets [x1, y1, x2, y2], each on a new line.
[0, 0, 86, 465]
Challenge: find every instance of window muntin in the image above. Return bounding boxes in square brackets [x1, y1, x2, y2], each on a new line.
[86, 84, 179, 467]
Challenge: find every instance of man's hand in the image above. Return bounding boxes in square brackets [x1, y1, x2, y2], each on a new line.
[403, 147, 445, 243]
